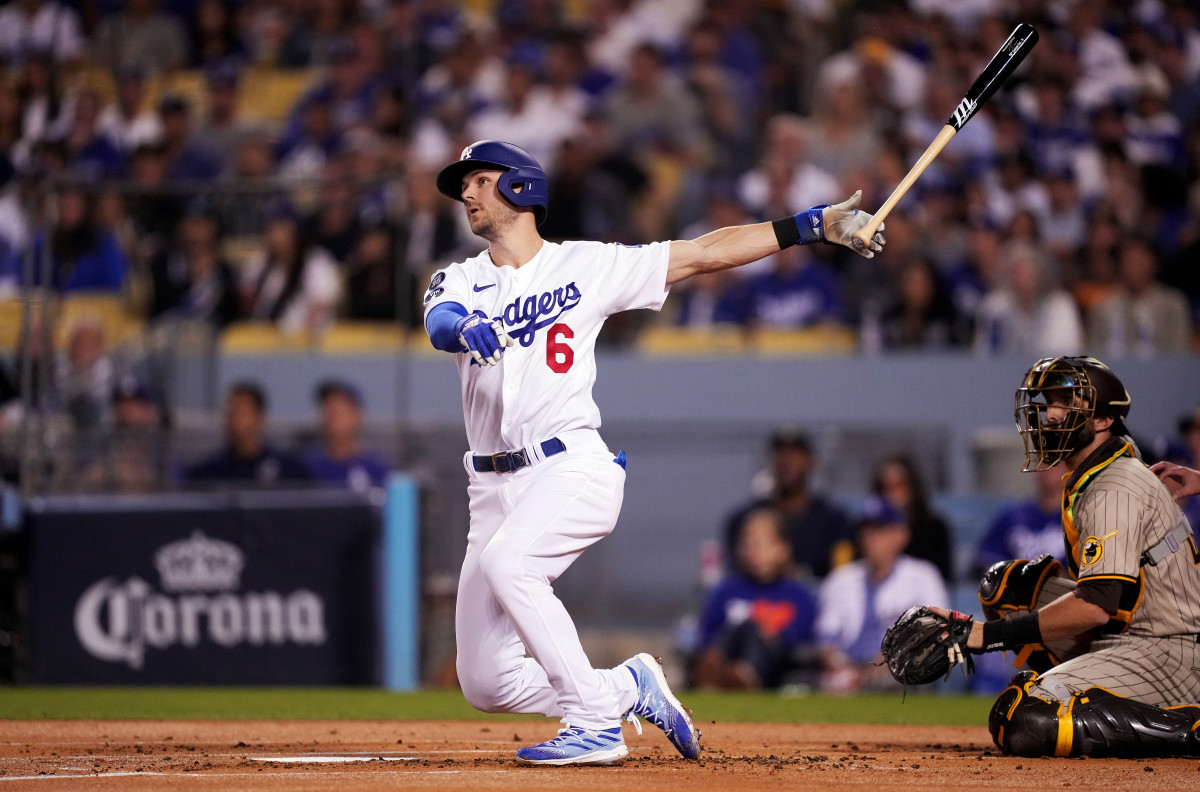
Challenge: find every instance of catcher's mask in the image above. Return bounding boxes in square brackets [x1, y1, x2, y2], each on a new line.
[1014, 356, 1130, 472]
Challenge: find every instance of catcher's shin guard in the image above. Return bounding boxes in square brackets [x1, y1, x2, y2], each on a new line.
[989, 672, 1200, 757]
[978, 555, 1063, 673]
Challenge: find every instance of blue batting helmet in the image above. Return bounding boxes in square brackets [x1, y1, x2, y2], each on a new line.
[436, 140, 549, 226]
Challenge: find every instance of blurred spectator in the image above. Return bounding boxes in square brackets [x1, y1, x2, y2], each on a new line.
[1021, 73, 1088, 177]
[287, 0, 358, 67]
[280, 37, 380, 160]
[1125, 67, 1185, 170]
[78, 373, 172, 493]
[0, 82, 22, 157]
[0, 159, 29, 285]
[806, 78, 882, 184]
[0, 0, 82, 69]
[380, 0, 434, 93]
[722, 427, 851, 580]
[691, 507, 818, 691]
[468, 56, 580, 171]
[195, 60, 251, 168]
[815, 34, 925, 124]
[90, 0, 189, 74]
[277, 93, 340, 180]
[670, 192, 754, 325]
[187, 0, 246, 70]
[302, 378, 391, 491]
[305, 160, 362, 261]
[737, 114, 839, 219]
[338, 128, 391, 224]
[1152, 407, 1200, 530]
[1157, 25, 1200, 128]
[870, 453, 953, 582]
[973, 467, 1067, 579]
[1086, 236, 1192, 356]
[96, 65, 163, 153]
[185, 381, 309, 485]
[586, 0, 695, 83]
[1063, 0, 1136, 111]
[124, 141, 185, 260]
[1073, 103, 1127, 204]
[1067, 200, 1122, 314]
[56, 316, 114, 433]
[974, 241, 1084, 357]
[815, 496, 947, 694]
[148, 204, 240, 328]
[386, 167, 471, 326]
[240, 204, 340, 337]
[1040, 165, 1087, 265]
[343, 220, 400, 322]
[678, 17, 756, 179]
[31, 186, 128, 293]
[156, 94, 221, 181]
[604, 42, 709, 170]
[60, 88, 125, 181]
[875, 257, 966, 350]
[13, 49, 70, 167]
[980, 150, 1050, 233]
[717, 245, 843, 329]
[214, 128, 284, 237]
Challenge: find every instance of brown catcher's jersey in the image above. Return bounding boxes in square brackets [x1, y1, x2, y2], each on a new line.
[1062, 437, 1200, 637]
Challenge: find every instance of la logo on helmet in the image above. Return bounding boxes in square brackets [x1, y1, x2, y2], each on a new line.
[461, 146, 473, 160]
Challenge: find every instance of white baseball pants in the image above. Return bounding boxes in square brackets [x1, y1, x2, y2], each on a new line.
[455, 436, 638, 730]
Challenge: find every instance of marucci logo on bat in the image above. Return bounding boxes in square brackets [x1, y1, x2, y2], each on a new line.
[952, 97, 978, 128]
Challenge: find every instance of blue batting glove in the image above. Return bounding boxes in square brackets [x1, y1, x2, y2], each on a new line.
[455, 314, 514, 366]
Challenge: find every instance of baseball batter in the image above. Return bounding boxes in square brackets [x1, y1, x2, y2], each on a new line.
[939, 356, 1200, 757]
[423, 140, 884, 765]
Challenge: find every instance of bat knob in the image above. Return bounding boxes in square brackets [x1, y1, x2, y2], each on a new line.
[850, 237, 865, 251]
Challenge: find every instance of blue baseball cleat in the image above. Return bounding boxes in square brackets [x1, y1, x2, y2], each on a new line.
[622, 653, 701, 759]
[515, 726, 628, 766]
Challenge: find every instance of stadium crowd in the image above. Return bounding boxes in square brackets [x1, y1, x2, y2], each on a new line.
[0, 0, 1194, 354]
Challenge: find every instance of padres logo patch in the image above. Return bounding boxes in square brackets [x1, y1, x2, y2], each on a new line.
[1080, 530, 1118, 566]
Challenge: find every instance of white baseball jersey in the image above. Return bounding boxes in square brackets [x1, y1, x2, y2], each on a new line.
[423, 240, 671, 454]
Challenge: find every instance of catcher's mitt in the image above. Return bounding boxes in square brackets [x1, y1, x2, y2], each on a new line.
[880, 605, 975, 686]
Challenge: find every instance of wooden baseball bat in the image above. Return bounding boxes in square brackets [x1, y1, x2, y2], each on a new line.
[851, 23, 1039, 253]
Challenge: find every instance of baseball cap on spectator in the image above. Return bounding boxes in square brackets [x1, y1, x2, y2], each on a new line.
[157, 93, 191, 116]
[315, 378, 363, 407]
[770, 426, 812, 454]
[858, 496, 905, 528]
[1179, 408, 1200, 435]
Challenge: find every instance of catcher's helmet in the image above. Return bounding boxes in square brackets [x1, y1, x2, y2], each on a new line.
[1014, 356, 1131, 471]
[435, 140, 548, 226]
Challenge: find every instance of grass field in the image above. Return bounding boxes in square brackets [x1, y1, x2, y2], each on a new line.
[0, 687, 992, 725]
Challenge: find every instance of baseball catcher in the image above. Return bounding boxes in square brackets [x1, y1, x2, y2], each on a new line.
[882, 356, 1200, 758]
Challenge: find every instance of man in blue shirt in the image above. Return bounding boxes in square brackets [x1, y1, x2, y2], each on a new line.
[302, 378, 391, 491]
[186, 381, 309, 486]
[974, 467, 1066, 577]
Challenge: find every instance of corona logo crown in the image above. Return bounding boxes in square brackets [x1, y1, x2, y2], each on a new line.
[153, 532, 245, 592]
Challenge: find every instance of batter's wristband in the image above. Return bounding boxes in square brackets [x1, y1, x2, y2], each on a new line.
[772, 206, 826, 250]
[980, 611, 1042, 653]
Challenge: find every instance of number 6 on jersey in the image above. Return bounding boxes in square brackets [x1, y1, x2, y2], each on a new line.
[546, 323, 574, 373]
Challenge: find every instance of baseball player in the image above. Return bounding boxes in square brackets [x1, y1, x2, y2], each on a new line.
[931, 356, 1200, 757]
[423, 140, 884, 765]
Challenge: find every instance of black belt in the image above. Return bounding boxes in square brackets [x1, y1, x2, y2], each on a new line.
[472, 438, 566, 473]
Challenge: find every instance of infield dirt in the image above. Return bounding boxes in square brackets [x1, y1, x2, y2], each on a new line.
[2, 720, 1198, 790]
